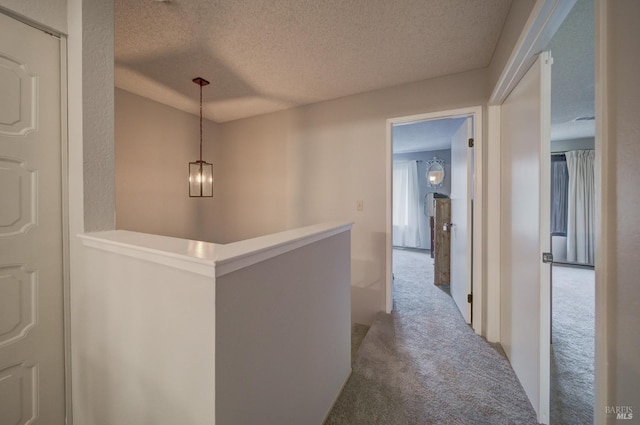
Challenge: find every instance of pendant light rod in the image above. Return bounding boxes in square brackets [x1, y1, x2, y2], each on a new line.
[193, 77, 210, 163]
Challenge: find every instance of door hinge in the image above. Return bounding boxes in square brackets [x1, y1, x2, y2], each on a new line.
[467, 293, 473, 304]
[468, 138, 474, 148]
[542, 252, 553, 263]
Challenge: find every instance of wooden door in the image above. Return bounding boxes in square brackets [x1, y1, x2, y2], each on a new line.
[434, 199, 451, 286]
[0, 12, 66, 424]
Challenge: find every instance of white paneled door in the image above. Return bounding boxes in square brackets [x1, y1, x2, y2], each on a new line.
[450, 117, 472, 323]
[500, 52, 552, 424]
[0, 13, 66, 425]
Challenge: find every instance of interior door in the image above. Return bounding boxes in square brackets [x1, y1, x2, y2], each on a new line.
[0, 13, 66, 424]
[450, 117, 472, 323]
[433, 199, 451, 286]
[500, 52, 552, 424]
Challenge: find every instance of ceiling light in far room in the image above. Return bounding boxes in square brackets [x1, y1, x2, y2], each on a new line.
[189, 77, 214, 197]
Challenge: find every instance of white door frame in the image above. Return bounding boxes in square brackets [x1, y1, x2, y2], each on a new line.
[385, 106, 483, 335]
[60, 35, 72, 424]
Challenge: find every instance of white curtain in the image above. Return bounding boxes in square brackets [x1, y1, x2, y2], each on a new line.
[393, 161, 421, 248]
[566, 150, 595, 264]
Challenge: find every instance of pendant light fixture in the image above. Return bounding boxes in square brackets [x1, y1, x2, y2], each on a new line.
[189, 77, 214, 197]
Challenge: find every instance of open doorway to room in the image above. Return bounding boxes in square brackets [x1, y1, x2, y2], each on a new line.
[392, 119, 458, 253]
[391, 119, 458, 302]
[546, 0, 595, 423]
[386, 107, 483, 332]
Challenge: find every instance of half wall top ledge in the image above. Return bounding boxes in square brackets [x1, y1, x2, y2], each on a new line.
[78, 221, 353, 277]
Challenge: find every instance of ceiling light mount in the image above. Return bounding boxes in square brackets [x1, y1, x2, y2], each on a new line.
[192, 77, 210, 87]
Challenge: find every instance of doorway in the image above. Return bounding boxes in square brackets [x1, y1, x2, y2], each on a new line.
[546, 0, 596, 422]
[492, 1, 596, 422]
[386, 106, 483, 333]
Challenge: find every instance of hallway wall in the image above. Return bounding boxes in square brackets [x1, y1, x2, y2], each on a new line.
[597, 0, 640, 420]
[115, 89, 223, 242]
[213, 69, 488, 324]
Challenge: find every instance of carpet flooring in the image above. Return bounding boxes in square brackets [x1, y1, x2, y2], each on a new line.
[550, 264, 595, 424]
[325, 249, 538, 425]
[351, 323, 370, 366]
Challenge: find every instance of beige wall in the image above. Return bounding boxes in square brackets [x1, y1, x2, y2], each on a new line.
[116, 70, 489, 324]
[212, 69, 489, 324]
[81, 0, 115, 232]
[216, 232, 351, 425]
[115, 88, 222, 242]
[597, 0, 640, 421]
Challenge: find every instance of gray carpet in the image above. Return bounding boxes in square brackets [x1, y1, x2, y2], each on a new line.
[351, 323, 370, 365]
[550, 264, 595, 424]
[325, 249, 538, 425]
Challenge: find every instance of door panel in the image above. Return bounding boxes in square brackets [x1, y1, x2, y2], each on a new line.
[450, 118, 472, 323]
[0, 12, 65, 424]
[500, 52, 552, 424]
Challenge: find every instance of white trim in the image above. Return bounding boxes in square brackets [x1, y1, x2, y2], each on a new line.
[593, 0, 609, 421]
[79, 233, 217, 277]
[59, 34, 73, 425]
[471, 109, 483, 335]
[66, 2, 84, 422]
[78, 222, 353, 279]
[385, 120, 393, 313]
[215, 222, 353, 277]
[386, 106, 484, 334]
[0, 6, 65, 37]
[489, 0, 576, 105]
[485, 105, 501, 342]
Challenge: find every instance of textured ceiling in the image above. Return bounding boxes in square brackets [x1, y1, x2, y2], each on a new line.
[392, 118, 466, 153]
[391, 0, 596, 153]
[547, 0, 594, 141]
[115, 0, 513, 123]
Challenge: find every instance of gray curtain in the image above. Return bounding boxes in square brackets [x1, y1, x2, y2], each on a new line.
[550, 154, 568, 234]
[566, 150, 595, 264]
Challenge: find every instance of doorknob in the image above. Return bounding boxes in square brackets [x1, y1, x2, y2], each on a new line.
[443, 223, 453, 232]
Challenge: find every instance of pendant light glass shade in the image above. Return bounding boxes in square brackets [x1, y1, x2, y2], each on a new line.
[189, 160, 213, 197]
[189, 77, 214, 197]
